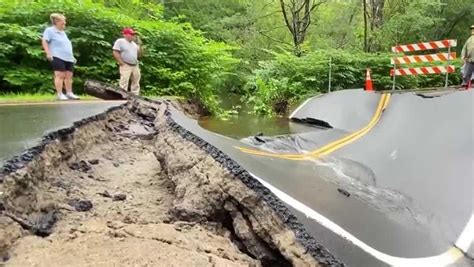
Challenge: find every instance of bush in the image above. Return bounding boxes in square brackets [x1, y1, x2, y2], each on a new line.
[245, 50, 463, 115]
[0, 1, 238, 114]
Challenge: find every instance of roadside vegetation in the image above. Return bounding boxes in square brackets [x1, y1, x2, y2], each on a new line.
[0, 0, 471, 115]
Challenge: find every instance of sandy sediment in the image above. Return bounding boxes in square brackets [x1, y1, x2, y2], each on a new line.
[0, 98, 340, 266]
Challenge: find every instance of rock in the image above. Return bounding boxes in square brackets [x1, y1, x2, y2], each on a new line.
[112, 193, 127, 201]
[88, 159, 99, 165]
[122, 215, 136, 224]
[98, 190, 111, 198]
[68, 160, 91, 173]
[337, 188, 350, 197]
[1, 254, 10, 263]
[107, 230, 127, 238]
[4, 211, 57, 237]
[51, 180, 71, 190]
[254, 136, 266, 143]
[31, 211, 58, 237]
[69, 199, 93, 212]
[106, 221, 125, 230]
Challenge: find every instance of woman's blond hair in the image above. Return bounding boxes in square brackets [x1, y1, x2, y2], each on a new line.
[50, 13, 65, 25]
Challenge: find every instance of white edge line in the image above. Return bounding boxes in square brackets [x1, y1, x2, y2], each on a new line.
[455, 214, 474, 252]
[248, 172, 473, 266]
[289, 95, 318, 118]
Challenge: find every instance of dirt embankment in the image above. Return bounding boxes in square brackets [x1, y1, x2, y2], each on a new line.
[0, 99, 331, 266]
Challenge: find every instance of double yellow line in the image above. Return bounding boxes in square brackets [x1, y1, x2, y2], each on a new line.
[235, 93, 391, 161]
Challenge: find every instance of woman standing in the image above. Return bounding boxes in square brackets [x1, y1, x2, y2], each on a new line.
[41, 13, 79, 100]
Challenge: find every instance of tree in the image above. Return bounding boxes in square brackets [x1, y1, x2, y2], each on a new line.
[279, 0, 327, 56]
[363, 0, 385, 52]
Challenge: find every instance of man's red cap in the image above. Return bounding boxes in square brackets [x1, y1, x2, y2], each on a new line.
[122, 28, 135, 35]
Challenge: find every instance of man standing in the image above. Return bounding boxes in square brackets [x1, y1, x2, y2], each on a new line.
[112, 28, 142, 95]
[461, 25, 474, 88]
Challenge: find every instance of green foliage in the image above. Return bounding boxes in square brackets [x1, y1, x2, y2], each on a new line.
[0, 0, 471, 116]
[246, 50, 463, 115]
[0, 0, 238, 114]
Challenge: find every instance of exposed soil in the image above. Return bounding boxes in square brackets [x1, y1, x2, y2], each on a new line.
[0, 98, 327, 266]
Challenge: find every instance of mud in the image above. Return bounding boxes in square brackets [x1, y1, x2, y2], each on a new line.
[0, 97, 341, 266]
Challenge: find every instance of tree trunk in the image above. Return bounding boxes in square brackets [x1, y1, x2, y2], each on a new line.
[363, 0, 368, 52]
[366, 0, 385, 52]
[279, 0, 326, 56]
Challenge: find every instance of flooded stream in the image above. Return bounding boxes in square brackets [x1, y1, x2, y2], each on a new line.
[197, 95, 314, 139]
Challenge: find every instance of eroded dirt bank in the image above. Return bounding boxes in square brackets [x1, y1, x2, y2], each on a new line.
[0, 98, 340, 266]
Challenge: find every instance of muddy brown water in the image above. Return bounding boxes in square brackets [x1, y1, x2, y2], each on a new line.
[198, 114, 316, 139]
[0, 102, 123, 166]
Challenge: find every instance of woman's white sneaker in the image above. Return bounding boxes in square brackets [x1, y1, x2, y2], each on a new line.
[66, 92, 80, 100]
[57, 93, 68, 100]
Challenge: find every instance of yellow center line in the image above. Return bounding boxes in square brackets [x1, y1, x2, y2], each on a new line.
[234, 93, 391, 160]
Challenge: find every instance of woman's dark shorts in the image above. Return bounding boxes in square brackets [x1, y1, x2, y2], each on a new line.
[52, 57, 74, 72]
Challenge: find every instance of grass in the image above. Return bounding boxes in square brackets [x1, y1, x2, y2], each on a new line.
[0, 93, 98, 103]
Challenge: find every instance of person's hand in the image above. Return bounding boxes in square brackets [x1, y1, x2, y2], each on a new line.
[46, 53, 53, 61]
[135, 35, 142, 45]
[73, 57, 77, 64]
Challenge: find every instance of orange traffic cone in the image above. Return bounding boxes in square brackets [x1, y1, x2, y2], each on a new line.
[365, 68, 373, 92]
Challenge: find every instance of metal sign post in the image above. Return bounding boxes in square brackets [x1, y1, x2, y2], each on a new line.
[444, 41, 451, 89]
[328, 57, 332, 93]
[392, 61, 397, 92]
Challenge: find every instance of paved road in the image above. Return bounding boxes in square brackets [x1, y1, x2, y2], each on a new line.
[0, 101, 124, 165]
[170, 89, 473, 266]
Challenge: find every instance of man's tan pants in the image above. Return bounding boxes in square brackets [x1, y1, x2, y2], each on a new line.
[119, 64, 141, 95]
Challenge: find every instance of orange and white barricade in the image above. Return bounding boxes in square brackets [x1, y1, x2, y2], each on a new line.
[390, 39, 457, 90]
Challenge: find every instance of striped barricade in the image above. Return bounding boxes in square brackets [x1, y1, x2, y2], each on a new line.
[391, 52, 456, 65]
[391, 66, 455, 76]
[390, 39, 457, 89]
[391, 40, 457, 53]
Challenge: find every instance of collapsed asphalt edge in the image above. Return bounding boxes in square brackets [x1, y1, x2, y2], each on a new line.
[162, 108, 344, 266]
[0, 104, 127, 178]
[0, 98, 344, 266]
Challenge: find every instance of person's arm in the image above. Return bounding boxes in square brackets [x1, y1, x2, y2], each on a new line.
[136, 36, 144, 58]
[112, 40, 125, 65]
[138, 44, 144, 58]
[41, 29, 53, 61]
[461, 41, 468, 63]
[113, 50, 125, 66]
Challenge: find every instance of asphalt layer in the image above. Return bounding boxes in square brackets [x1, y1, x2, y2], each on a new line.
[2, 89, 472, 266]
[170, 89, 473, 266]
[0, 102, 123, 165]
[333, 90, 473, 247]
[0, 98, 344, 266]
[290, 89, 381, 131]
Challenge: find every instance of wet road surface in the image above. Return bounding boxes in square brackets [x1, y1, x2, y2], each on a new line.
[170, 89, 473, 266]
[0, 101, 123, 166]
